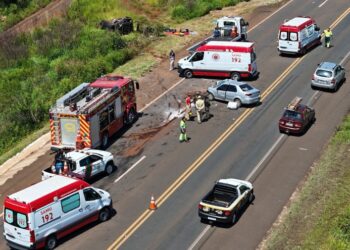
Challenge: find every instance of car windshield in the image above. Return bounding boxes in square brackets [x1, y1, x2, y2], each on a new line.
[283, 110, 302, 120]
[316, 69, 332, 78]
[239, 84, 253, 92]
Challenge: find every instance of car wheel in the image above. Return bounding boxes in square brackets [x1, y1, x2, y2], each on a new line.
[311, 85, 316, 90]
[45, 235, 57, 250]
[231, 212, 237, 224]
[99, 207, 111, 222]
[233, 98, 241, 107]
[101, 133, 109, 149]
[208, 93, 215, 101]
[105, 162, 114, 175]
[184, 69, 193, 78]
[126, 108, 137, 124]
[231, 72, 240, 81]
[248, 192, 254, 203]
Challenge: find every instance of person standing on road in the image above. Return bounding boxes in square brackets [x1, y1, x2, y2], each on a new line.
[179, 117, 189, 142]
[185, 95, 192, 121]
[195, 95, 205, 124]
[169, 49, 175, 71]
[323, 27, 333, 48]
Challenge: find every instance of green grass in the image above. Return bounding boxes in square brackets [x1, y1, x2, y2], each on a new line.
[0, 0, 51, 32]
[0, 125, 49, 166]
[0, 0, 247, 164]
[263, 115, 350, 250]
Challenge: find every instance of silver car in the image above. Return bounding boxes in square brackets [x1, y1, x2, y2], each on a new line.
[207, 79, 260, 106]
[311, 62, 346, 91]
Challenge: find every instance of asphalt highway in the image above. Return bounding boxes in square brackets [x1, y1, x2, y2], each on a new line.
[1, 0, 350, 250]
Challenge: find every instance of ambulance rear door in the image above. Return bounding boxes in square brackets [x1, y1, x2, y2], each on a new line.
[3, 208, 32, 248]
[278, 30, 299, 53]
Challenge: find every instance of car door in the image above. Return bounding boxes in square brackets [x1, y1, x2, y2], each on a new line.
[81, 188, 102, 218]
[225, 84, 238, 101]
[335, 66, 343, 85]
[78, 157, 92, 179]
[89, 154, 104, 175]
[216, 84, 228, 100]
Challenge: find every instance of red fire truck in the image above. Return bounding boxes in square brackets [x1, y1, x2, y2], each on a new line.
[50, 75, 139, 150]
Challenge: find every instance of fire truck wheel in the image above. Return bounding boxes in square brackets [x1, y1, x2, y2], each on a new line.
[105, 162, 114, 175]
[184, 69, 193, 79]
[99, 207, 111, 222]
[230, 72, 240, 81]
[45, 235, 57, 250]
[101, 133, 109, 149]
[126, 108, 137, 124]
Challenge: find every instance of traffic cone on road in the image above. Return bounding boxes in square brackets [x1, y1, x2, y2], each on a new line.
[149, 195, 157, 210]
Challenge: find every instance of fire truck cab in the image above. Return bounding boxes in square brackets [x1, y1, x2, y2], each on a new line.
[50, 75, 139, 150]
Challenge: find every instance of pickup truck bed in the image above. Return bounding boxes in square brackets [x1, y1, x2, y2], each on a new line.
[202, 183, 238, 208]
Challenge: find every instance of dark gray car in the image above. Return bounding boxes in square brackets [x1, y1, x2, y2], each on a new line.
[207, 79, 260, 106]
[311, 62, 346, 91]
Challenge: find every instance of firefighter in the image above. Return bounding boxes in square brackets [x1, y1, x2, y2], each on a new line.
[195, 95, 205, 124]
[323, 27, 333, 48]
[179, 117, 189, 142]
[185, 95, 192, 121]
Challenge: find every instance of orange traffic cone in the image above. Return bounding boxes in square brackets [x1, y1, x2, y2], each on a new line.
[149, 195, 157, 210]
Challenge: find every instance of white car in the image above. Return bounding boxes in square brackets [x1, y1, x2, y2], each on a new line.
[42, 148, 115, 181]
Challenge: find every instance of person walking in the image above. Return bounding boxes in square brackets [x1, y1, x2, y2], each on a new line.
[179, 117, 189, 142]
[169, 49, 175, 71]
[323, 27, 333, 48]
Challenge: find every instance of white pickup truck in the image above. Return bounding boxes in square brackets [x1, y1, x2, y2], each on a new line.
[42, 149, 115, 181]
[188, 16, 249, 52]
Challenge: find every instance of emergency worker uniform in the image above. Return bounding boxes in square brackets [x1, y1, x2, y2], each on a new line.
[195, 97, 205, 123]
[324, 28, 333, 48]
[179, 118, 188, 142]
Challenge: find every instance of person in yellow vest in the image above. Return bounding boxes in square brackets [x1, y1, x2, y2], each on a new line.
[323, 27, 333, 48]
[179, 117, 189, 142]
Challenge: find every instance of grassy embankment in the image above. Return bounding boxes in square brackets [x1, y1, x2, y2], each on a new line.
[263, 115, 350, 250]
[0, 0, 51, 32]
[0, 0, 245, 164]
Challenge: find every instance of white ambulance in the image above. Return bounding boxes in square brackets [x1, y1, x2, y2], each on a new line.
[178, 41, 258, 81]
[3, 175, 112, 250]
[278, 17, 321, 55]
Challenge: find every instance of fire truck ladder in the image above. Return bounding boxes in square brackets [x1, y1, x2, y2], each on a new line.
[82, 88, 118, 114]
[51, 113, 61, 144]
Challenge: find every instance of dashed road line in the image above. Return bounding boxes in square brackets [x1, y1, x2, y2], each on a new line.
[114, 156, 146, 183]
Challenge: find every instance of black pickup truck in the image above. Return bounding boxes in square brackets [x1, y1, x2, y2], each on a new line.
[198, 178, 254, 224]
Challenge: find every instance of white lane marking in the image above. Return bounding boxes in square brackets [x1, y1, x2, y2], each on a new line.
[307, 90, 320, 106]
[246, 134, 285, 181]
[318, 0, 328, 8]
[139, 78, 185, 112]
[188, 225, 211, 250]
[299, 147, 308, 151]
[114, 155, 146, 183]
[249, 0, 294, 33]
[340, 50, 350, 65]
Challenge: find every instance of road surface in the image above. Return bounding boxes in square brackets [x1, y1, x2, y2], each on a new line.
[1, 0, 350, 250]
